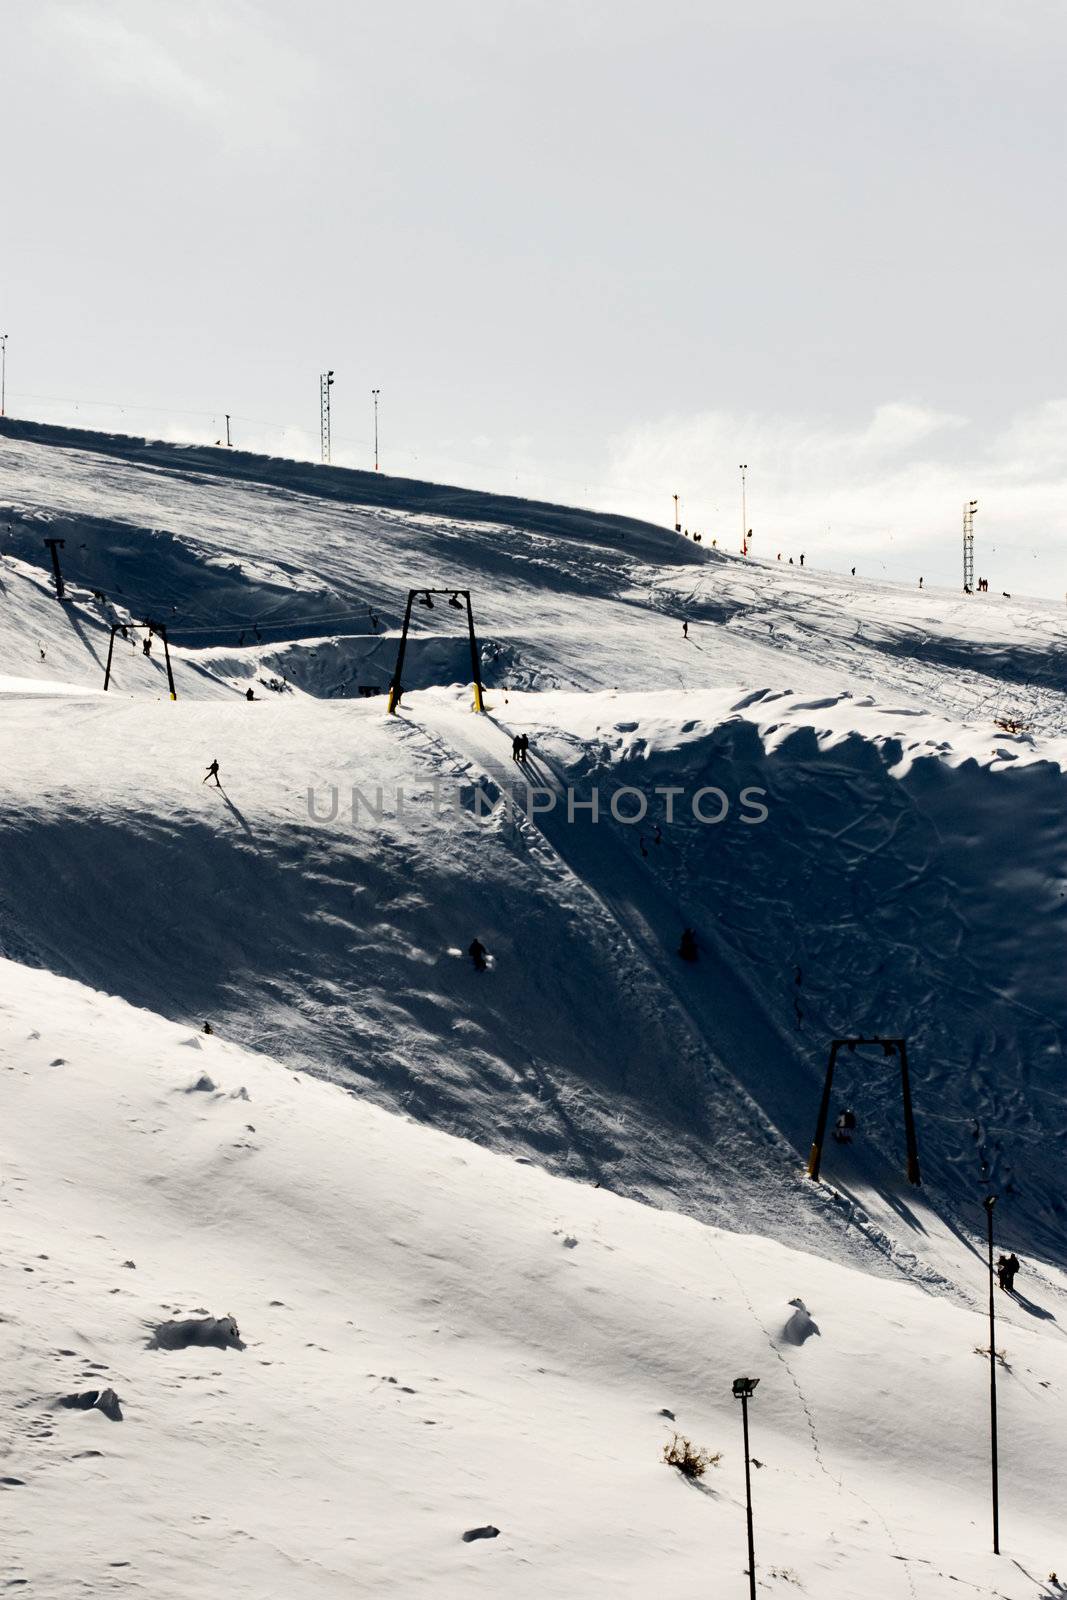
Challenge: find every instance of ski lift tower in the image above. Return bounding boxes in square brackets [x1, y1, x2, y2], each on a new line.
[963, 498, 977, 593]
[320, 370, 334, 464]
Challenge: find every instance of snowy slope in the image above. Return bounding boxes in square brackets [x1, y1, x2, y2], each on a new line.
[4, 965, 1066, 1599]
[3, 422, 1065, 1279]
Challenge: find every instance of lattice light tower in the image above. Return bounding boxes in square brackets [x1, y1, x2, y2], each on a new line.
[320, 370, 335, 464]
[963, 498, 977, 593]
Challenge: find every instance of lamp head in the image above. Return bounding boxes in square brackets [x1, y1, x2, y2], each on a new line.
[732, 1376, 759, 1400]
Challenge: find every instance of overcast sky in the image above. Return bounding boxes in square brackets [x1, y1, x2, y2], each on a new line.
[3, 0, 1065, 592]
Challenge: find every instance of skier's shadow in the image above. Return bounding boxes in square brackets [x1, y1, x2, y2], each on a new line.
[1010, 1289, 1056, 1322]
[217, 788, 258, 846]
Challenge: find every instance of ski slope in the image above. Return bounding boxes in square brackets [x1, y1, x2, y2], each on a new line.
[3, 965, 1066, 1599]
[2, 418, 1066, 1592]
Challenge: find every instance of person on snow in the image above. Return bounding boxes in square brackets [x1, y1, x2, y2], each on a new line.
[799, 554, 805, 567]
[919, 577, 924, 589]
[245, 687, 255, 701]
[511, 734, 522, 761]
[203, 759, 221, 787]
[519, 733, 530, 762]
[142, 636, 153, 656]
[678, 927, 698, 962]
[469, 938, 488, 972]
[682, 620, 689, 639]
[997, 1253, 1021, 1292]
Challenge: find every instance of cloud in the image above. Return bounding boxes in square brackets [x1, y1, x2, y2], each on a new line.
[42, 5, 223, 118]
[38, 2, 316, 141]
[599, 400, 1067, 591]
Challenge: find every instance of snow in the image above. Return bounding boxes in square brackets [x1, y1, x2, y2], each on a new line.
[4, 965, 1066, 1597]
[2, 418, 1065, 1593]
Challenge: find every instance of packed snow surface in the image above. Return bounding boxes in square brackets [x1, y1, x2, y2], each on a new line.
[4, 966, 1066, 1598]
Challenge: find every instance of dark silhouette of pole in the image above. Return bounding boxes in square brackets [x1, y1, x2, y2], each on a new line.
[898, 1039, 921, 1184]
[464, 591, 485, 712]
[225, 414, 232, 448]
[732, 1378, 759, 1599]
[388, 590, 485, 714]
[43, 537, 66, 600]
[158, 624, 177, 701]
[103, 623, 118, 690]
[372, 389, 380, 471]
[387, 590, 416, 713]
[807, 1037, 921, 1185]
[807, 1040, 841, 1180]
[984, 1195, 1000, 1554]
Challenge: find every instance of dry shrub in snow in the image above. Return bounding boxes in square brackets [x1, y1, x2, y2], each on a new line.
[662, 1433, 721, 1478]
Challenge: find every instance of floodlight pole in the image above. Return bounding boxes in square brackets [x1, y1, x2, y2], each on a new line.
[225, 414, 232, 448]
[984, 1195, 1001, 1555]
[1, 333, 7, 417]
[733, 1379, 759, 1600]
[372, 389, 380, 471]
[673, 493, 680, 533]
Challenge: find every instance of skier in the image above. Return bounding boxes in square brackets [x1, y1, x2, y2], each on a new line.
[142, 636, 152, 657]
[519, 733, 530, 762]
[511, 734, 522, 761]
[245, 687, 255, 701]
[799, 554, 805, 567]
[678, 927, 698, 962]
[468, 938, 488, 972]
[682, 620, 689, 639]
[203, 759, 221, 787]
[919, 577, 923, 589]
[851, 567, 856, 577]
